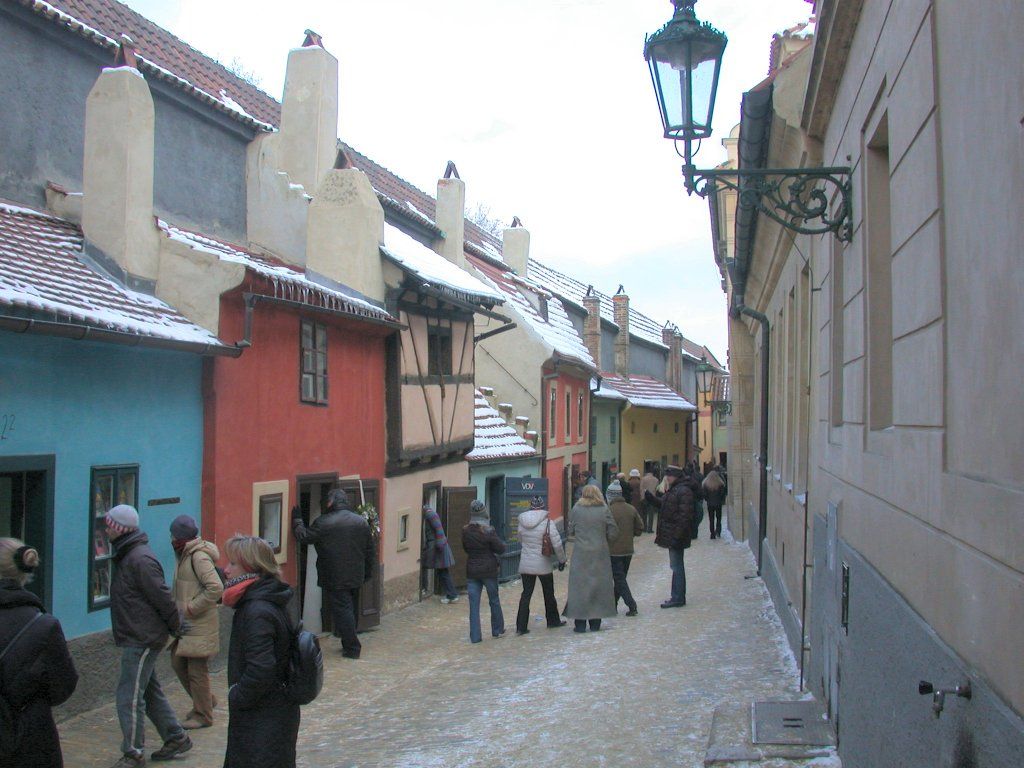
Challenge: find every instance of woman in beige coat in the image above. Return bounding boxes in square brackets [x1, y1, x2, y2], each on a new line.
[169, 514, 223, 729]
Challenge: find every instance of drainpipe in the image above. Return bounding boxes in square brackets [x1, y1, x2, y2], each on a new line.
[732, 298, 769, 576]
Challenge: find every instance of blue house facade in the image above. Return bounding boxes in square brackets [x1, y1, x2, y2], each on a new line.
[0, 332, 204, 639]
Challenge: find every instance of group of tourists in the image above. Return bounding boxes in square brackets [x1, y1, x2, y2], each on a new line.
[453, 460, 728, 644]
[0, 463, 727, 768]
[0, 505, 311, 768]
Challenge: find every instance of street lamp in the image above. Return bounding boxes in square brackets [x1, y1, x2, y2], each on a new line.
[695, 354, 714, 397]
[644, 0, 853, 242]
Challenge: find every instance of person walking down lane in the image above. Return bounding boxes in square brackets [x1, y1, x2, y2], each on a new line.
[702, 468, 727, 539]
[639, 469, 660, 533]
[645, 466, 696, 608]
[105, 505, 192, 767]
[292, 489, 376, 659]
[627, 469, 642, 509]
[0, 538, 78, 768]
[168, 514, 223, 730]
[222, 536, 299, 768]
[422, 505, 459, 604]
[688, 461, 705, 540]
[461, 500, 506, 643]
[606, 481, 644, 616]
[515, 496, 567, 635]
[564, 485, 618, 632]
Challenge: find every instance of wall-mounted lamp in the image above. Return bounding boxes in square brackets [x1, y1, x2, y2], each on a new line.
[644, 0, 853, 242]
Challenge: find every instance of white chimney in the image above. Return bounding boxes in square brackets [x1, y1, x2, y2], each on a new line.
[502, 218, 530, 277]
[305, 153, 385, 301]
[277, 32, 338, 195]
[435, 163, 465, 269]
[82, 56, 159, 282]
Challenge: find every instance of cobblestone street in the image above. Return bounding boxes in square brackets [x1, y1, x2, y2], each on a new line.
[59, 527, 803, 768]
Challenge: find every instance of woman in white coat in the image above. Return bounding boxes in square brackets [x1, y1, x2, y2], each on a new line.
[515, 496, 567, 635]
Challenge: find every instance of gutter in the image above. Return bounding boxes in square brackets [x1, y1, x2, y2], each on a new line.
[731, 298, 769, 575]
[0, 314, 245, 357]
[242, 293, 404, 332]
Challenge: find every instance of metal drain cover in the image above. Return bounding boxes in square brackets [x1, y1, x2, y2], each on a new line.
[751, 700, 835, 746]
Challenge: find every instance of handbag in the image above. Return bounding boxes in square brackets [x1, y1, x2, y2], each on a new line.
[541, 518, 554, 557]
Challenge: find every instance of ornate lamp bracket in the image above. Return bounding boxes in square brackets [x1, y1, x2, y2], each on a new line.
[711, 400, 733, 415]
[684, 164, 854, 243]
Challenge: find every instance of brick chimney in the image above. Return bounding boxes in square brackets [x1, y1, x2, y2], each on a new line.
[277, 32, 338, 194]
[82, 52, 159, 283]
[613, 289, 630, 375]
[502, 217, 530, 277]
[582, 288, 601, 369]
[662, 325, 684, 393]
[435, 162, 465, 269]
[305, 150, 385, 301]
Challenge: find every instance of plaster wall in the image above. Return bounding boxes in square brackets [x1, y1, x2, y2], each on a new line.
[381, 461, 469, 611]
[0, 7, 250, 240]
[808, 0, 1024, 725]
[629, 340, 667, 380]
[202, 298, 388, 587]
[807, 517, 1024, 768]
[474, 309, 549, 432]
[620, 407, 690, 475]
[0, 332, 203, 640]
[397, 314, 475, 449]
[590, 398, 622, 477]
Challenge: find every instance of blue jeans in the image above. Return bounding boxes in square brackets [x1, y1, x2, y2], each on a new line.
[116, 646, 184, 756]
[466, 577, 504, 642]
[668, 546, 687, 604]
[437, 568, 458, 600]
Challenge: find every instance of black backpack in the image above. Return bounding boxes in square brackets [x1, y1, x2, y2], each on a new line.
[276, 608, 323, 706]
[0, 612, 42, 756]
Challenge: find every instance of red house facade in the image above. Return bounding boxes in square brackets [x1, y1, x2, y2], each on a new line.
[162, 223, 400, 632]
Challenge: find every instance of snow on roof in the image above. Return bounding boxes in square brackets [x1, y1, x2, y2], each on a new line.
[524, 259, 668, 349]
[592, 377, 627, 401]
[467, 389, 538, 463]
[159, 222, 396, 324]
[599, 372, 696, 411]
[0, 201, 225, 346]
[470, 255, 596, 371]
[380, 223, 503, 305]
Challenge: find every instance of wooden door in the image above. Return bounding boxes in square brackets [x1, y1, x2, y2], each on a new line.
[441, 486, 475, 589]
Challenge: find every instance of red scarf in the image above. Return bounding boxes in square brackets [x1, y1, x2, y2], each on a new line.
[221, 573, 259, 608]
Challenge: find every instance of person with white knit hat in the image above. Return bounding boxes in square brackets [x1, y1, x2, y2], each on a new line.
[105, 504, 192, 767]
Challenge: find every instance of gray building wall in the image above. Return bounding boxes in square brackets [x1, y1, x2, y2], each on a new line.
[806, 513, 1024, 768]
[600, 325, 616, 372]
[0, 4, 251, 241]
[629, 339, 665, 380]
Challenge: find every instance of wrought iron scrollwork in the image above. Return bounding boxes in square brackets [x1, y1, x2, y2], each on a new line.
[684, 164, 853, 242]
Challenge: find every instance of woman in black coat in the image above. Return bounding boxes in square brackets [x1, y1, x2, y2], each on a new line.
[222, 536, 299, 768]
[0, 538, 78, 768]
[460, 500, 506, 643]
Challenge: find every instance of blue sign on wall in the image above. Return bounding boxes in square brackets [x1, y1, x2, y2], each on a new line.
[504, 477, 548, 543]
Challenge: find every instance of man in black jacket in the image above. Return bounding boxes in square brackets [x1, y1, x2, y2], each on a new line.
[292, 489, 375, 659]
[645, 465, 696, 608]
[105, 504, 191, 767]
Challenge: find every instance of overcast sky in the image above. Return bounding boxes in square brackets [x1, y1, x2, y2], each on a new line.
[123, 0, 812, 363]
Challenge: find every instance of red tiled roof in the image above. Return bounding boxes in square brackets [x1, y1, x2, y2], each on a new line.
[23, 0, 277, 130]
[0, 200, 224, 345]
[599, 373, 696, 412]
